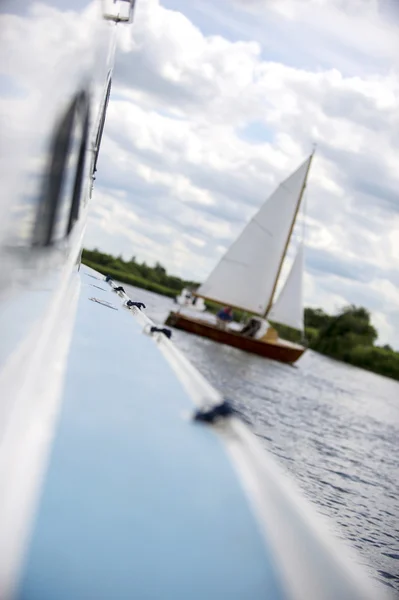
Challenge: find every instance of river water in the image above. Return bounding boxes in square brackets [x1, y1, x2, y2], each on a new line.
[126, 284, 399, 594]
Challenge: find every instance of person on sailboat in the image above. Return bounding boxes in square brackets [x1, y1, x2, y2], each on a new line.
[216, 306, 233, 328]
[241, 317, 262, 338]
[240, 317, 273, 341]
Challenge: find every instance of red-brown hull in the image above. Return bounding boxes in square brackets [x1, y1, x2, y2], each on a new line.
[165, 312, 305, 364]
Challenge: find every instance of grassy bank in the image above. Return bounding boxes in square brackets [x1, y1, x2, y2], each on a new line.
[82, 257, 247, 317]
[82, 259, 179, 298]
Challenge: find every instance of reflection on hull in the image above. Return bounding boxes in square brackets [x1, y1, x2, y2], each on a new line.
[165, 312, 305, 364]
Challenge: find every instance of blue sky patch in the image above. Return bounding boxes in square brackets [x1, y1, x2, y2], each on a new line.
[237, 120, 274, 145]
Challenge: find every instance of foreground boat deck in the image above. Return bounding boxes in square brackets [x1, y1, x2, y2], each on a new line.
[15, 266, 284, 600]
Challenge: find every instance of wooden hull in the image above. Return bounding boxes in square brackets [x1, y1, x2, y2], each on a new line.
[165, 312, 305, 364]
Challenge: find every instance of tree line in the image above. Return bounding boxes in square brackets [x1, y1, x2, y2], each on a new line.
[82, 248, 200, 298]
[82, 248, 399, 381]
[304, 306, 399, 381]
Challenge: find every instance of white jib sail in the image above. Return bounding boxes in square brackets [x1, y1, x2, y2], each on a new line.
[268, 243, 304, 331]
[197, 156, 311, 315]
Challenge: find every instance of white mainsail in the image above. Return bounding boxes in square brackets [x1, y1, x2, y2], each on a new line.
[268, 244, 304, 331]
[197, 155, 312, 315]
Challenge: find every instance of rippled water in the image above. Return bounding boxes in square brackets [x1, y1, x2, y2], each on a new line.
[127, 284, 399, 593]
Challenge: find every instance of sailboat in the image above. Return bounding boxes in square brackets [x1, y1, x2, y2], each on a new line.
[165, 154, 313, 364]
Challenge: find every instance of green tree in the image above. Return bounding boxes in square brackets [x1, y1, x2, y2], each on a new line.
[313, 305, 377, 360]
[304, 307, 331, 330]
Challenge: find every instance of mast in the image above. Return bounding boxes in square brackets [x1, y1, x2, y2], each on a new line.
[263, 150, 314, 319]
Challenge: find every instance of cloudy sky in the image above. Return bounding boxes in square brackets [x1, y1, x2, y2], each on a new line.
[2, 0, 399, 345]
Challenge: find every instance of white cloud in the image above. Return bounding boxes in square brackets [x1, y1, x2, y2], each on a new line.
[232, 0, 398, 71]
[1, 0, 399, 345]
